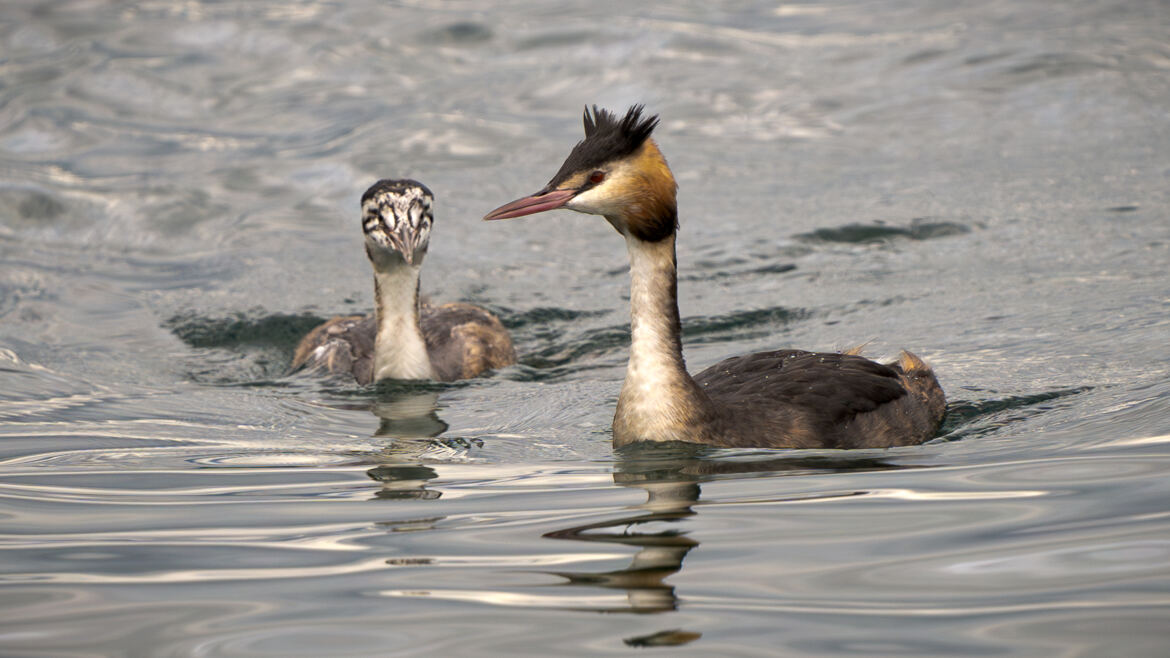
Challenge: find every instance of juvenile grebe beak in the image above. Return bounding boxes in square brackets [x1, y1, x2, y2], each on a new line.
[483, 187, 577, 221]
[384, 222, 426, 266]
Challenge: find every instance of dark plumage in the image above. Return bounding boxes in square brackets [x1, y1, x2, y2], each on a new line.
[292, 302, 514, 384]
[293, 179, 515, 384]
[692, 350, 946, 449]
[485, 105, 946, 449]
[544, 105, 661, 193]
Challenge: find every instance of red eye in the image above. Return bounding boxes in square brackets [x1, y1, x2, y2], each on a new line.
[589, 171, 606, 184]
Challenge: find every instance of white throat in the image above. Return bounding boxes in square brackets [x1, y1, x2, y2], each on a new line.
[372, 263, 436, 381]
[615, 233, 706, 443]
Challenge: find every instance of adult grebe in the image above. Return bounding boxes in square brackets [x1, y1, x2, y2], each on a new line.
[294, 179, 515, 383]
[484, 106, 945, 448]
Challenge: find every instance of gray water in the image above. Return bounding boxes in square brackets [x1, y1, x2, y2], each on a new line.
[2, 1, 1169, 655]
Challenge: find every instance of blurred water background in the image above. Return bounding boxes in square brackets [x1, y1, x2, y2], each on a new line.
[1, 0, 1169, 655]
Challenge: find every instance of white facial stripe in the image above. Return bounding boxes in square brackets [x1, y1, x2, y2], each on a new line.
[563, 155, 639, 219]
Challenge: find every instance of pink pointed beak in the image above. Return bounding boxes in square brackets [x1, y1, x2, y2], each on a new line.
[483, 188, 576, 221]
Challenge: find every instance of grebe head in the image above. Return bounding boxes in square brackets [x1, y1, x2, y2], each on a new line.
[362, 179, 434, 267]
[484, 105, 678, 242]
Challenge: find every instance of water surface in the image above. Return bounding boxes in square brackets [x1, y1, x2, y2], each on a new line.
[2, 0, 1169, 655]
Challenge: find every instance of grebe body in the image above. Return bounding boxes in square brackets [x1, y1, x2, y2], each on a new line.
[484, 107, 944, 448]
[295, 179, 515, 384]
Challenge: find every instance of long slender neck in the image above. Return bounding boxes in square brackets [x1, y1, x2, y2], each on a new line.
[614, 232, 711, 445]
[371, 262, 435, 381]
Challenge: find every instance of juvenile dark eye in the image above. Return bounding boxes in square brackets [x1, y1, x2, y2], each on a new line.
[589, 170, 606, 184]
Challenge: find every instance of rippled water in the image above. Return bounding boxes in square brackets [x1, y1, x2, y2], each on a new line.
[2, 1, 1169, 655]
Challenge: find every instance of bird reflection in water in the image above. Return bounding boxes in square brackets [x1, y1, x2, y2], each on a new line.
[542, 452, 701, 616]
[541, 444, 910, 647]
[362, 386, 466, 501]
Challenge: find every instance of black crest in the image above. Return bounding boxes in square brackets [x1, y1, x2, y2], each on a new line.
[544, 105, 660, 191]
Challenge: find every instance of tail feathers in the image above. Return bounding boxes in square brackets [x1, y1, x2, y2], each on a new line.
[897, 350, 930, 373]
[894, 350, 947, 433]
[841, 345, 931, 375]
[834, 345, 947, 442]
[841, 342, 870, 357]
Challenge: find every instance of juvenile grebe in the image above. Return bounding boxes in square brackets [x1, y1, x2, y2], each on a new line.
[294, 179, 515, 383]
[484, 106, 945, 448]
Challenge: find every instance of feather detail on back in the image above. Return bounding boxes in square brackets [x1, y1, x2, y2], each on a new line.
[421, 302, 517, 381]
[291, 305, 515, 384]
[292, 315, 377, 384]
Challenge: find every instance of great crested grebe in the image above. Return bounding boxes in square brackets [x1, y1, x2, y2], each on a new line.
[294, 179, 515, 383]
[485, 106, 946, 449]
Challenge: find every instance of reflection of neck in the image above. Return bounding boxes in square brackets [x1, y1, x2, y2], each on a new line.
[614, 233, 711, 445]
[540, 474, 699, 614]
[372, 392, 447, 439]
[372, 261, 435, 381]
